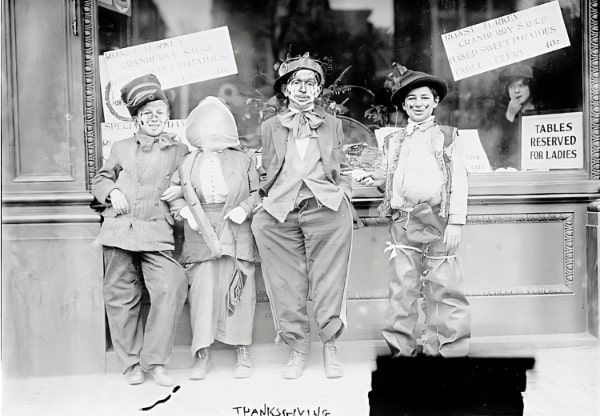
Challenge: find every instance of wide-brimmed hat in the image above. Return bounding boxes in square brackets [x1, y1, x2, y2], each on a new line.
[498, 63, 533, 83]
[120, 74, 169, 116]
[390, 70, 448, 106]
[273, 53, 325, 93]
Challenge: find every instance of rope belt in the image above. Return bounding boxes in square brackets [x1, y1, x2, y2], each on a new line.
[424, 253, 456, 260]
[384, 242, 456, 260]
[384, 242, 422, 260]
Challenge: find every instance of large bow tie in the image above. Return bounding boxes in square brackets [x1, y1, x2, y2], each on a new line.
[136, 132, 176, 151]
[278, 109, 324, 139]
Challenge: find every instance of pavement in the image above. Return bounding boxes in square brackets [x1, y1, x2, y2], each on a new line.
[1, 334, 598, 416]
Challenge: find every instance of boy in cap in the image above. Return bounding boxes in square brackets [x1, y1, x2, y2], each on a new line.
[357, 67, 470, 357]
[251, 53, 353, 379]
[92, 74, 189, 386]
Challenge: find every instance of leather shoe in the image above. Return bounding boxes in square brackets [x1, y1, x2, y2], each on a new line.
[148, 366, 174, 386]
[125, 364, 144, 385]
[190, 348, 211, 380]
[323, 341, 343, 378]
[282, 351, 307, 379]
[234, 345, 252, 378]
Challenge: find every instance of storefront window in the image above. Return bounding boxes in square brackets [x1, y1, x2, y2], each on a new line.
[96, 0, 585, 184]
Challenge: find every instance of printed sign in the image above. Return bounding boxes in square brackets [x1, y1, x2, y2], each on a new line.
[101, 120, 190, 163]
[441, 1, 570, 80]
[101, 27, 238, 121]
[98, 56, 129, 123]
[520, 112, 583, 170]
[456, 130, 492, 173]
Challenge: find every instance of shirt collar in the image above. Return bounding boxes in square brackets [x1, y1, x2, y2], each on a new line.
[406, 116, 436, 135]
[288, 104, 315, 113]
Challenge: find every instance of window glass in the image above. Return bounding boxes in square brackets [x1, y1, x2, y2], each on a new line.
[97, 0, 584, 176]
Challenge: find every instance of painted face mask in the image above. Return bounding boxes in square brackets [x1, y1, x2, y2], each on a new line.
[283, 69, 322, 111]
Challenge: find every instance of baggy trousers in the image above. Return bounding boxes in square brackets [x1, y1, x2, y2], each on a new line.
[103, 246, 187, 372]
[252, 199, 352, 355]
[381, 218, 471, 357]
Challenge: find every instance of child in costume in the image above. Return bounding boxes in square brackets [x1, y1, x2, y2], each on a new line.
[92, 74, 189, 386]
[252, 54, 353, 379]
[357, 67, 471, 357]
[168, 96, 259, 379]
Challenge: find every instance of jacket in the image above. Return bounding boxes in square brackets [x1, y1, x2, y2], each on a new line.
[259, 107, 352, 200]
[379, 124, 468, 224]
[92, 134, 189, 251]
[169, 147, 260, 263]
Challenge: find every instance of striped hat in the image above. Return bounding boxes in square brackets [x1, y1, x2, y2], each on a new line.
[120, 74, 169, 116]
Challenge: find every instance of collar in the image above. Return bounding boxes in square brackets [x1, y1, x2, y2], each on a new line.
[135, 132, 177, 151]
[288, 104, 315, 113]
[406, 116, 436, 135]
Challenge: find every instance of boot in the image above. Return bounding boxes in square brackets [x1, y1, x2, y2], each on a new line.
[282, 351, 307, 379]
[148, 365, 175, 386]
[323, 341, 343, 378]
[125, 364, 144, 385]
[190, 347, 211, 380]
[234, 345, 252, 378]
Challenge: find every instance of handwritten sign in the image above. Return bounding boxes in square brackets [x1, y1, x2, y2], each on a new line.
[441, 1, 570, 80]
[232, 404, 331, 416]
[456, 130, 492, 173]
[101, 27, 238, 121]
[520, 112, 583, 170]
[100, 120, 189, 163]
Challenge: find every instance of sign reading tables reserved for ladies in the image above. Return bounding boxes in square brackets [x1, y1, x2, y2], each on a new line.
[520, 112, 583, 170]
[441, 0, 570, 80]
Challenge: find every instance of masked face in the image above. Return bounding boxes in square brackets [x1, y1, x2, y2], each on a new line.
[135, 100, 169, 137]
[402, 86, 439, 123]
[282, 69, 322, 111]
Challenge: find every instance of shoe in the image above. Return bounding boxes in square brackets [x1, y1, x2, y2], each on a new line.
[190, 348, 211, 380]
[282, 351, 307, 379]
[125, 364, 144, 385]
[323, 341, 343, 378]
[234, 345, 252, 378]
[148, 365, 174, 386]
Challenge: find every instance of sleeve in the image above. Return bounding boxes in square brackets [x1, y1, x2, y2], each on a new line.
[333, 118, 353, 199]
[167, 165, 188, 218]
[91, 142, 123, 203]
[257, 121, 274, 195]
[237, 153, 260, 217]
[447, 129, 469, 225]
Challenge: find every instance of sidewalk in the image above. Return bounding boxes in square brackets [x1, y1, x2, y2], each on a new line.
[2, 335, 598, 416]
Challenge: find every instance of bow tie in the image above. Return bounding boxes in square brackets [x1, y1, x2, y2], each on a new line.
[136, 132, 176, 151]
[278, 109, 324, 139]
